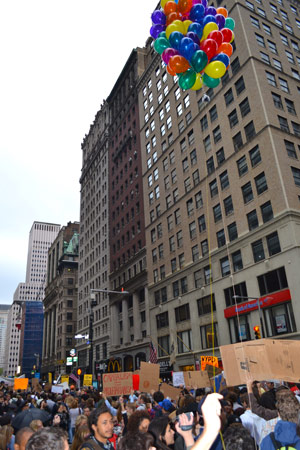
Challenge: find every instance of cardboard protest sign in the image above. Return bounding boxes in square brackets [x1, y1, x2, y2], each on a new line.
[103, 372, 133, 396]
[83, 374, 93, 386]
[172, 371, 185, 387]
[211, 373, 227, 393]
[31, 378, 41, 392]
[61, 375, 69, 385]
[220, 338, 300, 386]
[139, 362, 159, 393]
[205, 364, 222, 380]
[160, 383, 181, 400]
[201, 355, 218, 371]
[14, 378, 28, 391]
[184, 371, 210, 388]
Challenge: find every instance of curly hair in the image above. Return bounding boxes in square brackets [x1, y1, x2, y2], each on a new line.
[118, 432, 154, 450]
[126, 410, 150, 434]
[223, 424, 256, 450]
[25, 427, 68, 450]
[276, 387, 300, 423]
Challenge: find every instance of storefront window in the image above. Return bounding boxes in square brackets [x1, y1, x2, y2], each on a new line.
[264, 302, 296, 336]
[228, 315, 250, 343]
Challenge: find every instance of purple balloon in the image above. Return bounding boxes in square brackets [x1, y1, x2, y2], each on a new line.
[151, 10, 166, 25]
[192, 0, 202, 4]
[215, 13, 226, 29]
[201, 0, 208, 7]
[150, 24, 165, 39]
[162, 47, 179, 65]
[187, 31, 200, 45]
[206, 6, 217, 15]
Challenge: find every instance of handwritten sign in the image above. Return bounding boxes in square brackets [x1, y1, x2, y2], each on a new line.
[160, 383, 181, 400]
[103, 372, 133, 396]
[172, 371, 185, 387]
[201, 356, 219, 371]
[139, 362, 159, 393]
[184, 371, 210, 388]
[83, 374, 93, 386]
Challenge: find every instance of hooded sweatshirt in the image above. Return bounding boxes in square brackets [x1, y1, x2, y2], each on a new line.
[261, 420, 300, 449]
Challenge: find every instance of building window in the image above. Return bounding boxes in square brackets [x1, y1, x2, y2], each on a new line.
[267, 231, 281, 255]
[198, 294, 216, 316]
[216, 148, 225, 166]
[278, 115, 290, 132]
[203, 135, 211, 152]
[232, 250, 243, 271]
[233, 132, 243, 151]
[200, 323, 218, 349]
[206, 156, 215, 174]
[239, 98, 251, 117]
[171, 258, 177, 273]
[242, 181, 254, 203]
[221, 256, 231, 277]
[198, 215, 206, 232]
[224, 196, 234, 215]
[255, 172, 268, 194]
[217, 229, 226, 247]
[158, 335, 170, 357]
[175, 304, 190, 322]
[235, 76, 245, 95]
[189, 221, 196, 239]
[194, 269, 202, 288]
[237, 155, 248, 176]
[204, 266, 212, 284]
[156, 312, 169, 329]
[252, 239, 265, 262]
[213, 204, 222, 223]
[209, 179, 218, 198]
[224, 281, 248, 307]
[291, 167, 300, 186]
[228, 109, 239, 128]
[228, 315, 251, 343]
[192, 245, 199, 262]
[285, 99, 296, 116]
[201, 239, 209, 256]
[228, 222, 238, 241]
[177, 330, 192, 353]
[250, 15, 260, 28]
[247, 209, 259, 230]
[249, 145, 262, 167]
[264, 302, 296, 337]
[220, 170, 229, 190]
[258, 266, 288, 296]
[224, 88, 234, 106]
[245, 121, 256, 141]
[200, 115, 208, 131]
[261, 201, 274, 223]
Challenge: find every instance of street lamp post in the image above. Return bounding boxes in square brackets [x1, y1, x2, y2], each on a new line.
[88, 288, 129, 378]
[232, 295, 272, 338]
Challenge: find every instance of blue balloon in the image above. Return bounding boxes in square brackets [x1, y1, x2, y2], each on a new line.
[188, 22, 203, 39]
[150, 24, 165, 39]
[203, 15, 217, 26]
[169, 31, 184, 50]
[179, 37, 199, 61]
[202, 0, 208, 7]
[206, 6, 217, 16]
[186, 31, 200, 45]
[152, 10, 166, 25]
[211, 53, 230, 67]
[215, 14, 226, 29]
[189, 4, 205, 22]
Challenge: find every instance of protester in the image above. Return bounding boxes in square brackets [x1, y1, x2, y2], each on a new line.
[79, 406, 114, 450]
[25, 427, 69, 450]
[126, 409, 151, 434]
[70, 424, 90, 450]
[14, 427, 34, 450]
[118, 431, 155, 450]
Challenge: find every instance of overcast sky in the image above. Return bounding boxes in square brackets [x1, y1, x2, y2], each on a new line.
[0, 0, 157, 304]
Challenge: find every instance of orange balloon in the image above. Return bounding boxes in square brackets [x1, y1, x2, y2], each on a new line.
[217, 42, 233, 57]
[178, 0, 193, 14]
[164, 1, 178, 15]
[169, 55, 190, 73]
[216, 7, 228, 17]
[167, 64, 177, 76]
[166, 11, 182, 25]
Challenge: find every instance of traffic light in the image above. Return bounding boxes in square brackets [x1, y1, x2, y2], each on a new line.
[77, 368, 82, 376]
[253, 325, 261, 339]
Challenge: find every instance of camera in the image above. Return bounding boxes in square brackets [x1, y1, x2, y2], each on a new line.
[176, 412, 194, 431]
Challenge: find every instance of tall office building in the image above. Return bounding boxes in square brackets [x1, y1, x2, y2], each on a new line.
[140, 0, 300, 370]
[4, 221, 60, 376]
[0, 305, 10, 371]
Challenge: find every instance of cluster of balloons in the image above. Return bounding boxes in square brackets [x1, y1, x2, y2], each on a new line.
[150, 0, 235, 90]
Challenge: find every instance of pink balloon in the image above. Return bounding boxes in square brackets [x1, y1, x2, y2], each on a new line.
[162, 47, 179, 65]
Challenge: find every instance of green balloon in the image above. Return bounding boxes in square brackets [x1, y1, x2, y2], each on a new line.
[158, 31, 167, 39]
[203, 73, 221, 88]
[154, 37, 170, 55]
[191, 50, 208, 73]
[178, 69, 197, 91]
[225, 17, 235, 30]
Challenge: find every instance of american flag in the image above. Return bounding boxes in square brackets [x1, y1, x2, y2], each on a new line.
[149, 341, 158, 364]
[69, 373, 79, 383]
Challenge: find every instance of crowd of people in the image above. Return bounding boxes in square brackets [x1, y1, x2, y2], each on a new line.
[0, 378, 300, 449]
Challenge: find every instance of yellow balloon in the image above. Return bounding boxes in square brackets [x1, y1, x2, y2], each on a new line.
[230, 30, 235, 43]
[204, 61, 226, 79]
[161, 0, 169, 8]
[173, 20, 185, 34]
[201, 22, 219, 41]
[191, 74, 203, 90]
[166, 23, 178, 39]
[183, 20, 193, 34]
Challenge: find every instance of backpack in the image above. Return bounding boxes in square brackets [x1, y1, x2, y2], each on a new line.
[270, 432, 297, 450]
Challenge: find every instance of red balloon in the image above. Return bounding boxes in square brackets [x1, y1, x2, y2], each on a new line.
[178, 0, 193, 14]
[200, 39, 218, 60]
[166, 11, 182, 25]
[217, 42, 233, 57]
[132, 374, 139, 391]
[207, 30, 224, 48]
[167, 64, 177, 76]
[221, 28, 233, 43]
[169, 55, 190, 73]
[164, 1, 178, 15]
